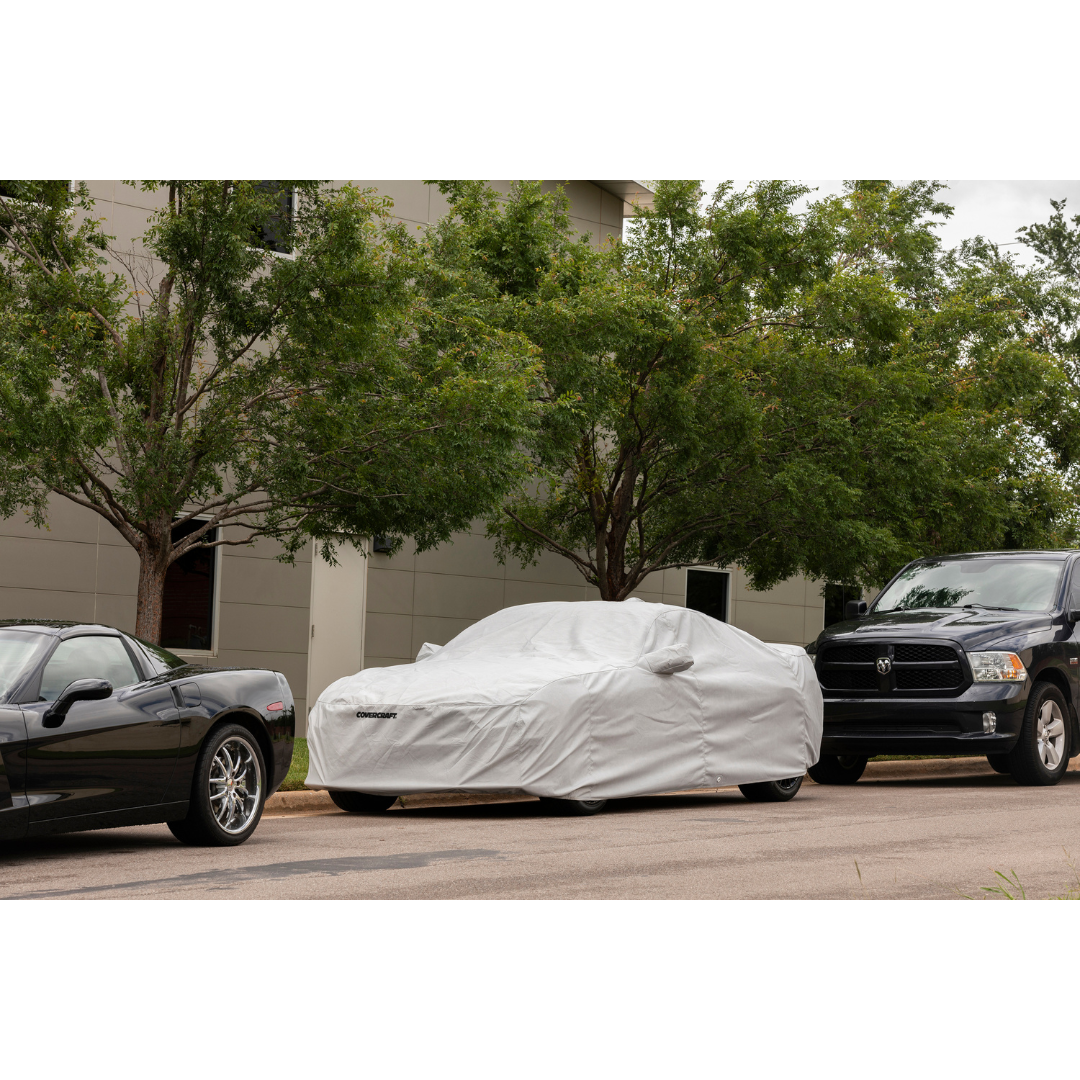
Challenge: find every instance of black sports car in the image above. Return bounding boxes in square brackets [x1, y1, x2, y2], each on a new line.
[0, 621, 294, 845]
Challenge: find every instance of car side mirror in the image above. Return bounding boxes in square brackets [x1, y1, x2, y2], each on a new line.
[1069, 609, 1080, 625]
[845, 600, 868, 620]
[638, 644, 695, 675]
[43, 678, 112, 728]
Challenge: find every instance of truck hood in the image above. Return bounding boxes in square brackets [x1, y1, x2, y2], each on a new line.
[819, 608, 1055, 651]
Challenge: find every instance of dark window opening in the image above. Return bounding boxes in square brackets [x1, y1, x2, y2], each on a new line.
[824, 583, 860, 627]
[686, 569, 729, 622]
[161, 519, 217, 651]
[250, 182, 294, 254]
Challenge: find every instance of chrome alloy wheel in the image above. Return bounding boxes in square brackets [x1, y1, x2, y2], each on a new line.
[1036, 700, 1067, 770]
[775, 776, 802, 792]
[208, 735, 262, 834]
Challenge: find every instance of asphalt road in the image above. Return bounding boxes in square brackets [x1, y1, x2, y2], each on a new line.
[3, 759, 1080, 899]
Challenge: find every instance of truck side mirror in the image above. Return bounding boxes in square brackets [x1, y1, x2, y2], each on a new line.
[43, 678, 112, 728]
[1069, 609, 1080, 624]
[845, 600, 868, 620]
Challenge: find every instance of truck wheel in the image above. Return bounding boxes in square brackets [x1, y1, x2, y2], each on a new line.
[328, 791, 397, 813]
[538, 797, 608, 815]
[986, 755, 1011, 774]
[739, 776, 803, 802]
[807, 754, 868, 785]
[1007, 682, 1070, 786]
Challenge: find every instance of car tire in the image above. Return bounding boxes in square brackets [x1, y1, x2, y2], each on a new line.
[168, 723, 266, 847]
[739, 775, 804, 802]
[807, 754, 868, 785]
[537, 797, 609, 816]
[1006, 682, 1070, 786]
[986, 754, 1012, 774]
[328, 790, 398, 813]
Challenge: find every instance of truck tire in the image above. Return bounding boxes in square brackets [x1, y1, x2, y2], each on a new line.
[807, 754, 868, 785]
[1007, 682, 1070, 786]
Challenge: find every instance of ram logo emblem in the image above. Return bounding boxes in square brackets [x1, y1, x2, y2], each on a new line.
[876, 657, 892, 674]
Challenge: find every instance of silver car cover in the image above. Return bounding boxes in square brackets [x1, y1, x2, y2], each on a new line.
[306, 600, 823, 800]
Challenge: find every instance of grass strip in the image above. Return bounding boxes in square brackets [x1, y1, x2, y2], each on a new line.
[278, 736, 309, 791]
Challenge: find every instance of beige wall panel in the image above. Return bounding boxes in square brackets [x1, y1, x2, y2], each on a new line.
[569, 216, 598, 243]
[217, 602, 309, 655]
[662, 567, 688, 597]
[364, 612, 414, 661]
[0, 498, 98, 543]
[368, 547, 416, 573]
[803, 606, 825, 644]
[94, 592, 137, 632]
[0, 537, 97, 592]
[366, 179, 432, 223]
[410, 616, 478, 655]
[730, 602, 808, 644]
[414, 531, 502, 578]
[0, 588, 96, 623]
[366, 567, 416, 616]
[505, 547, 589, 587]
[413, 573, 504, 621]
[626, 589, 665, 604]
[428, 185, 453, 222]
[363, 656, 410, 669]
[600, 190, 625, 227]
[101, 200, 158, 250]
[93, 543, 139, 596]
[221, 535, 312, 562]
[563, 181, 602, 222]
[732, 571, 807, 608]
[218, 554, 309, 608]
[503, 580, 589, 607]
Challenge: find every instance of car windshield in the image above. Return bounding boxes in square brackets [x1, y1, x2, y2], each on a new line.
[874, 559, 1065, 613]
[0, 630, 51, 703]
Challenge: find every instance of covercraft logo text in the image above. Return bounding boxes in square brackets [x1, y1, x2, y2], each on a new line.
[357, 711, 397, 718]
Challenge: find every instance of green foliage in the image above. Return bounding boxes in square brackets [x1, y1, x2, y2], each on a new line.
[428, 180, 1078, 599]
[0, 181, 538, 639]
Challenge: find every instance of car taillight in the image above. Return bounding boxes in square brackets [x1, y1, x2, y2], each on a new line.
[266, 701, 284, 711]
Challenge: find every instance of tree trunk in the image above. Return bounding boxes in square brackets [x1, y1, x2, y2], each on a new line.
[134, 545, 170, 643]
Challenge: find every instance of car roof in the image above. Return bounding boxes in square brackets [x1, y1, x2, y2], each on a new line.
[926, 550, 1078, 561]
[0, 620, 125, 637]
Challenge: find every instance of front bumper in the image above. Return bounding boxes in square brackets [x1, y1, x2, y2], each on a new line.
[820, 681, 1028, 757]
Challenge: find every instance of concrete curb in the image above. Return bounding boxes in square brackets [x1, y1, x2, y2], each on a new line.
[263, 756, 1080, 817]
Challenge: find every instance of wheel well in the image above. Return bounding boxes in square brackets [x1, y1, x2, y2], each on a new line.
[1033, 669, 1080, 755]
[210, 711, 275, 786]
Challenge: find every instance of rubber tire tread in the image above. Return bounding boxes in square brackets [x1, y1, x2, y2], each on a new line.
[168, 722, 266, 847]
[537, 797, 608, 816]
[1006, 681, 1070, 786]
[328, 790, 397, 813]
[807, 755, 868, 785]
[739, 776, 804, 802]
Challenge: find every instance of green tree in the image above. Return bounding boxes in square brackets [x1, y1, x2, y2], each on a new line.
[0, 181, 538, 641]
[427, 180, 1077, 600]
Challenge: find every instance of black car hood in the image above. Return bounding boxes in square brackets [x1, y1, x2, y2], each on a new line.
[819, 609, 1054, 651]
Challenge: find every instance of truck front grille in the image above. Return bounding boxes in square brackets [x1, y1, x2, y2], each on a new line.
[817, 640, 966, 695]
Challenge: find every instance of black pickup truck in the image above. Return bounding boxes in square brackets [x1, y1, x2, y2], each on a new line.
[806, 550, 1080, 786]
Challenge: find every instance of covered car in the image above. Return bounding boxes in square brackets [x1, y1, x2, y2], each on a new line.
[306, 599, 823, 813]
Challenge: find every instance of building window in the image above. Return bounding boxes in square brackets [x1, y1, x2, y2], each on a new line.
[823, 584, 859, 627]
[250, 182, 294, 255]
[686, 569, 729, 622]
[161, 519, 218, 651]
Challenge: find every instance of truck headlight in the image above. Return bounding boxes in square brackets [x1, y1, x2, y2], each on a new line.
[968, 651, 1028, 682]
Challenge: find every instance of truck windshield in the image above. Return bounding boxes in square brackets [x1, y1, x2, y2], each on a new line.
[0, 630, 51, 703]
[874, 559, 1065, 614]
